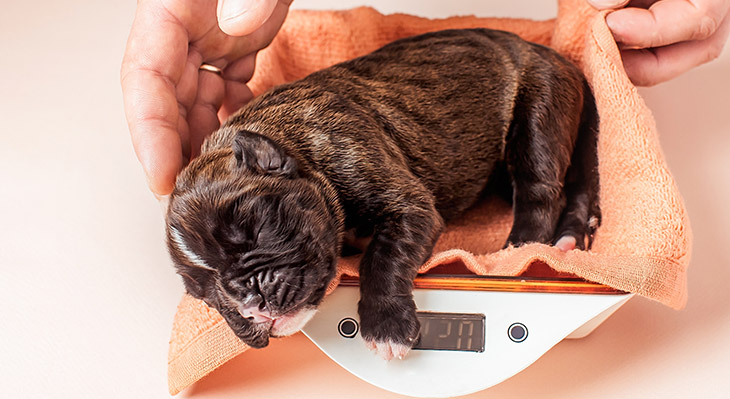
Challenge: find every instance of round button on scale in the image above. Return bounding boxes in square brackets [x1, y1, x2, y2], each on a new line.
[508, 323, 528, 343]
[338, 318, 359, 338]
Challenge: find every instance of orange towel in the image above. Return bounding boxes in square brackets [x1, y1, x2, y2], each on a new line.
[167, 0, 691, 394]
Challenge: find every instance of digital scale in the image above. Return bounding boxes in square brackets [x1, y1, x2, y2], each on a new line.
[301, 272, 633, 398]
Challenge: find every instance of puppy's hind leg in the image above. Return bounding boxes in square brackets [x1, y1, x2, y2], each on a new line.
[504, 83, 579, 247]
[553, 81, 601, 251]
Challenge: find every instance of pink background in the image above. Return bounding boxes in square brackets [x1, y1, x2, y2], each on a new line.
[1, 1, 728, 398]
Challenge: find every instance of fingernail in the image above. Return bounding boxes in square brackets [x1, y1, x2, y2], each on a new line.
[604, 13, 628, 43]
[219, 0, 249, 22]
[605, 12, 620, 30]
[218, 0, 278, 36]
[588, 0, 629, 10]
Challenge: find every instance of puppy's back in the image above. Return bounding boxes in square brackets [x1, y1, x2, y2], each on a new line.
[219, 29, 588, 218]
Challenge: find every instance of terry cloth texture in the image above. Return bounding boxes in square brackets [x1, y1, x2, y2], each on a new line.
[167, 0, 692, 394]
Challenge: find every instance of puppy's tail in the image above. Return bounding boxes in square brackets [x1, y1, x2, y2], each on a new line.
[553, 79, 602, 249]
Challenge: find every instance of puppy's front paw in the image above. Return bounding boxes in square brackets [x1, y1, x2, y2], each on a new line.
[364, 338, 413, 361]
[358, 297, 420, 360]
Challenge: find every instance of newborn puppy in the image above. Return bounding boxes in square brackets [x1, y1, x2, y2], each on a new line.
[166, 29, 600, 360]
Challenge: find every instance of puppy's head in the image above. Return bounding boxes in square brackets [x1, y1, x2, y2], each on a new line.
[166, 131, 340, 348]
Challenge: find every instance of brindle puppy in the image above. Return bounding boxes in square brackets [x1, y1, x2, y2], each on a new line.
[166, 28, 600, 360]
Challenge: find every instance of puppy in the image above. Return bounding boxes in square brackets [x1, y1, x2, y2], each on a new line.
[165, 28, 600, 360]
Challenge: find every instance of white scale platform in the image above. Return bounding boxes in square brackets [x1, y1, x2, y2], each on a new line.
[302, 276, 632, 398]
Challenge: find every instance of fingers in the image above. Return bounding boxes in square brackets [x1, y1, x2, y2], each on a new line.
[620, 11, 730, 85]
[122, 0, 291, 196]
[590, 0, 730, 85]
[188, 67, 226, 160]
[217, 0, 285, 36]
[121, 2, 189, 196]
[220, 0, 292, 59]
[205, 0, 291, 120]
[606, 0, 730, 49]
[121, 70, 183, 195]
[220, 80, 256, 121]
[220, 54, 257, 119]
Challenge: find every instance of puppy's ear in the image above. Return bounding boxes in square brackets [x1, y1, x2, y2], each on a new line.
[233, 131, 298, 178]
[179, 269, 207, 299]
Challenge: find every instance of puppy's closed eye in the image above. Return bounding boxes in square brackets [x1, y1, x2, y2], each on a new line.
[214, 202, 257, 250]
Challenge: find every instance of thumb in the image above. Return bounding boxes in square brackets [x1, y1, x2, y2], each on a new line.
[585, 0, 631, 10]
[217, 0, 279, 36]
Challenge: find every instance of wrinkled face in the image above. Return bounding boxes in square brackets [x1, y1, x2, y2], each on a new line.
[166, 132, 339, 348]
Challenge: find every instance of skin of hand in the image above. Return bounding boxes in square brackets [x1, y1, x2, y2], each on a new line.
[587, 0, 730, 86]
[121, 0, 293, 197]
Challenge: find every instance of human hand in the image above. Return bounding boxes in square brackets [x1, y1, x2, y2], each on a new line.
[587, 0, 730, 86]
[121, 0, 292, 197]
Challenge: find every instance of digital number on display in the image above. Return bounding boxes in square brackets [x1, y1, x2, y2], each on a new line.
[413, 312, 485, 352]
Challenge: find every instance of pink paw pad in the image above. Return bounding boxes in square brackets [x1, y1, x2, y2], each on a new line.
[555, 235, 577, 251]
[365, 339, 412, 360]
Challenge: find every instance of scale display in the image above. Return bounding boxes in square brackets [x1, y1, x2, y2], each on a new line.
[413, 312, 485, 352]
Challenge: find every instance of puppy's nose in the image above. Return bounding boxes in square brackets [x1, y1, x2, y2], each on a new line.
[238, 303, 273, 323]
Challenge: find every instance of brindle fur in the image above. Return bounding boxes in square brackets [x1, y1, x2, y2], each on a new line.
[166, 29, 600, 353]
